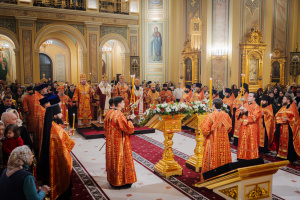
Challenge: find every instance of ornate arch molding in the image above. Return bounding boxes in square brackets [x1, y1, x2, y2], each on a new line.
[0, 28, 20, 51]
[99, 33, 130, 54]
[34, 24, 87, 52]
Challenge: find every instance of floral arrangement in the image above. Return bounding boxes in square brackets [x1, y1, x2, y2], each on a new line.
[139, 100, 210, 126]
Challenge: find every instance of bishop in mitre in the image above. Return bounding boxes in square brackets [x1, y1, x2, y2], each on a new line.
[96, 74, 111, 123]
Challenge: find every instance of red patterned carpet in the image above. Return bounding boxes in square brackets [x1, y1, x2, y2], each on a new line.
[71, 170, 93, 200]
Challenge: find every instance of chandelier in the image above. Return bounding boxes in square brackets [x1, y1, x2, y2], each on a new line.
[102, 46, 112, 53]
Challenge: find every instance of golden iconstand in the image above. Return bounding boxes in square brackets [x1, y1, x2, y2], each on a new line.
[154, 114, 185, 178]
[184, 113, 207, 172]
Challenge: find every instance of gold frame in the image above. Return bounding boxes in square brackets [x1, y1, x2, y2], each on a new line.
[271, 47, 286, 86]
[240, 25, 266, 92]
[182, 36, 201, 85]
[244, 181, 270, 200]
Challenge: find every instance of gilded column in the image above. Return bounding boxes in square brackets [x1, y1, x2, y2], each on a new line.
[128, 25, 139, 78]
[14, 49, 21, 83]
[194, 56, 199, 83]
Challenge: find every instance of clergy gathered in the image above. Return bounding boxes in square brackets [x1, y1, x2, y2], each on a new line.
[0, 73, 300, 199]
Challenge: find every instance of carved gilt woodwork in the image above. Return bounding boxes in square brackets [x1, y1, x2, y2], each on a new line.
[240, 25, 266, 92]
[271, 47, 286, 85]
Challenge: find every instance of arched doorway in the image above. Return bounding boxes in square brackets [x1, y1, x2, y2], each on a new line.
[39, 39, 70, 84]
[101, 39, 126, 81]
[39, 53, 52, 81]
[0, 34, 16, 84]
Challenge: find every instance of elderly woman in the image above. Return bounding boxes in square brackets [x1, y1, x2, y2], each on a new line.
[0, 146, 50, 200]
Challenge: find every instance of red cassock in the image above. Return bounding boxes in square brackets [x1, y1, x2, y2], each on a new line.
[236, 102, 262, 160]
[199, 110, 232, 176]
[180, 90, 193, 103]
[115, 83, 131, 113]
[259, 104, 276, 148]
[105, 109, 137, 186]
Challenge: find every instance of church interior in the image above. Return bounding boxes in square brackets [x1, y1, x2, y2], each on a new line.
[1, 0, 300, 200]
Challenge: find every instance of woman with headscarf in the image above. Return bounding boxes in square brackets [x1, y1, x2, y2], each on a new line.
[0, 146, 50, 200]
[40, 99, 75, 200]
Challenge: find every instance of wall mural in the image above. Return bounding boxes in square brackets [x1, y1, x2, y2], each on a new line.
[23, 29, 33, 84]
[186, 0, 201, 35]
[0, 49, 10, 82]
[130, 36, 137, 56]
[147, 22, 163, 64]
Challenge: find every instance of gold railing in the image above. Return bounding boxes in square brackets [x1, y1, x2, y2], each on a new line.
[99, 0, 128, 14]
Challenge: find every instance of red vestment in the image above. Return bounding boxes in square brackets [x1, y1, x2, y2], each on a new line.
[96, 82, 111, 121]
[232, 93, 248, 138]
[194, 90, 204, 101]
[199, 110, 232, 175]
[32, 91, 44, 151]
[22, 94, 35, 132]
[159, 90, 175, 103]
[72, 84, 92, 125]
[146, 90, 160, 108]
[115, 83, 131, 113]
[49, 122, 75, 200]
[59, 95, 71, 122]
[223, 94, 235, 114]
[106, 109, 136, 186]
[275, 102, 300, 159]
[237, 102, 262, 159]
[180, 90, 193, 103]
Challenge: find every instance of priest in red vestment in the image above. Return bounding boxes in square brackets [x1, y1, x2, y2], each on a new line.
[72, 74, 92, 127]
[96, 74, 111, 123]
[146, 83, 160, 108]
[105, 96, 137, 188]
[193, 83, 204, 101]
[180, 85, 193, 103]
[199, 98, 232, 177]
[58, 85, 71, 123]
[22, 87, 34, 133]
[275, 95, 300, 162]
[160, 84, 175, 103]
[115, 75, 131, 113]
[259, 95, 276, 153]
[236, 93, 262, 160]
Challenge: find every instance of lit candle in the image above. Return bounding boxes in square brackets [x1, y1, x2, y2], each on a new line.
[66, 109, 68, 122]
[73, 113, 75, 130]
[209, 78, 212, 108]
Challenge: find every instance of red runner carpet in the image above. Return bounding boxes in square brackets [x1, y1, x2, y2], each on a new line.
[130, 134, 225, 200]
[71, 170, 93, 200]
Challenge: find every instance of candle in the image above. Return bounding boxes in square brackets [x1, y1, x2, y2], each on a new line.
[73, 113, 75, 130]
[90, 73, 92, 82]
[241, 74, 244, 96]
[209, 78, 212, 108]
[66, 109, 68, 122]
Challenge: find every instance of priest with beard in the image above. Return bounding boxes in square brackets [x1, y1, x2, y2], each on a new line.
[275, 95, 300, 163]
[22, 87, 34, 133]
[160, 84, 175, 103]
[133, 78, 144, 122]
[96, 74, 111, 123]
[40, 96, 75, 200]
[223, 88, 235, 116]
[180, 85, 193, 103]
[294, 90, 300, 114]
[259, 95, 276, 153]
[193, 83, 204, 101]
[236, 93, 262, 160]
[115, 75, 131, 113]
[146, 83, 160, 108]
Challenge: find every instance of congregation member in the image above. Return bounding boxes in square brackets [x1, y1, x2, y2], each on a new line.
[0, 146, 51, 200]
[199, 98, 232, 178]
[173, 82, 183, 102]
